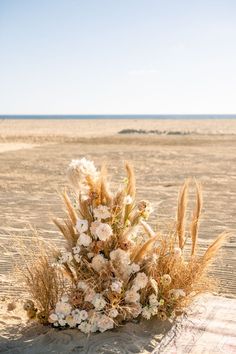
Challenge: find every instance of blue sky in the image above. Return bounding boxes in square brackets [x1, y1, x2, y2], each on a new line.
[0, 0, 236, 114]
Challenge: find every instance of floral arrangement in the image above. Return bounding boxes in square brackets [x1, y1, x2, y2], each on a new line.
[21, 158, 226, 334]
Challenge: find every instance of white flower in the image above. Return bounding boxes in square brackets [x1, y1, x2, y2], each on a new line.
[80, 310, 88, 321]
[149, 294, 159, 306]
[58, 318, 66, 326]
[124, 195, 133, 205]
[76, 219, 88, 233]
[142, 307, 152, 320]
[71, 309, 82, 324]
[95, 223, 113, 241]
[133, 272, 148, 291]
[150, 305, 159, 316]
[92, 294, 106, 311]
[174, 247, 182, 257]
[84, 289, 96, 303]
[94, 205, 111, 220]
[130, 263, 140, 273]
[77, 281, 88, 291]
[74, 254, 81, 263]
[125, 290, 140, 303]
[110, 248, 130, 265]
[91, 254, 108, 272]
[109, 308, 118, 318]
[65, 315, 77, 328]
[77, 233, 91, 247]
[55, 301, 72, 317]
[78, 321, 91, 334]
[111, 280, 123, 293]
[161, 274, 172, 286]
[90, 221, 101, 237]
[58, 251, 73, 264]
[97, 314, 114, 332]
[72, 246, 81, 254]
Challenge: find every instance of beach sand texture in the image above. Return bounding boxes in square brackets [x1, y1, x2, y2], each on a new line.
[0, 119, 235, 352]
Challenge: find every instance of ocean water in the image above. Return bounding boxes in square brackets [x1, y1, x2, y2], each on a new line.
[1, 114, 236, 119]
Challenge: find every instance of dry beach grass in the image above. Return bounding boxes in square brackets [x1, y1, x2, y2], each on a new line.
[0, 119, 235, 352]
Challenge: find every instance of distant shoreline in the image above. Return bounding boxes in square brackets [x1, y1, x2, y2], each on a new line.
[1, 114, 236, 120]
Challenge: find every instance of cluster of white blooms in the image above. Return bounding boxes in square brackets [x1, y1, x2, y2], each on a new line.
[124, 272, 148, 305]
[49, 294, 114, 333]
[132, 272, 148, 291]
[67, 158, 99, 194]
[141, 293, 160, 319]
[49, 296, 87, 328]
[92, 294, 107, 311]
[58, 251, 73, 264]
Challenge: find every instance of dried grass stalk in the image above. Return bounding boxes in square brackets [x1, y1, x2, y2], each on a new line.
[191, 181, 203, 256]
[176, 180, 189, 249]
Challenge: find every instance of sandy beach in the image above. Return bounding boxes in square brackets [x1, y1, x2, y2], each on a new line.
[0, 119, 236, 353]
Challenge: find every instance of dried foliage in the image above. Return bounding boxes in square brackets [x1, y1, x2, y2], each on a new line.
[17, 158, 226, 333]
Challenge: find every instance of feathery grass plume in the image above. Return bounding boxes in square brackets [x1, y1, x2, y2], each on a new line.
[15, 158, 227, 334]
[62, 190, 78, 226]
[190, 181, 203, 256]
[132, 236, 159, 263]
[100, 165, 113, 205]
[176, 179, 189, 249]
[125, 162, 136, 199]
[140, 220, 156, 237]
[53, 218, 75, 249]
[201, 232, 228, 266]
